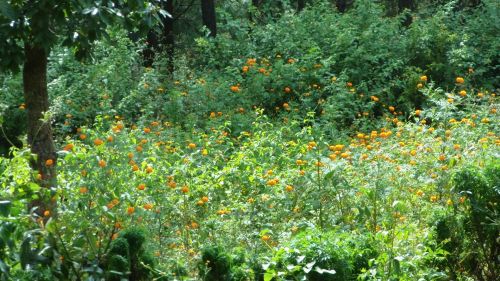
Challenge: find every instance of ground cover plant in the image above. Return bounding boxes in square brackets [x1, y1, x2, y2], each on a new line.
[0, 0, 499, 280]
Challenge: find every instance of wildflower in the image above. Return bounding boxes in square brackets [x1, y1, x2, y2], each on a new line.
[63, 143, 74, 151]
[230, 85, 240, 93]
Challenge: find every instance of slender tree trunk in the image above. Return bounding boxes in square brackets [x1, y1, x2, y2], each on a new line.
[23, 44, 56, 217]
[143, 30, 158, 67]
[398, 0, 415, 26]
[297, 0, 305, 12]
[162, 0, 175, 75]
[201, 0, 217, 37]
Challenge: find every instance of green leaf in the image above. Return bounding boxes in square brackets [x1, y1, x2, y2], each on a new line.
[20, 236, 32, 269]
[264, 270, 275, 281]
[0, 201, 11, 216]
[0, 259, 9, 274]
[0, 2, 18, 20]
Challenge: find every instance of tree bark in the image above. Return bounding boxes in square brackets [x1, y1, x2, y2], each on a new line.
[143, 30, 158, 67]
[335, 0, 352, 13]
[298, 0, 305, 12]
[398, 0, 415, 26]
[201, 0, 217, 37]
[23, 44, 56, 217]
[162, 0, 175, 75]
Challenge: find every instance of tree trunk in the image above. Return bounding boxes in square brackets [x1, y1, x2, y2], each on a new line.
[335, 0, 350, 13]
[143, 30, 158, 67]
[23, 44, 56, 217]
[162, 0, 175, 75]
[201, 0, 217, 37]
[398, 0, 415, 26]
[297, 0, 305, 12]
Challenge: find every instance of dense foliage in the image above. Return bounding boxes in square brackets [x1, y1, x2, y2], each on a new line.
[1, 0, 498, 280]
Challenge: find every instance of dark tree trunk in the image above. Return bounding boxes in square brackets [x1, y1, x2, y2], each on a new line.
[335, 0, 349, 13]
[23, 44, 56, 217]
[143, 30, 159, 67]
[297, 0, 305, 12]
[162, 0, 175, 75]
[398, 0, 415, 26]
[201, 0, 217, 37]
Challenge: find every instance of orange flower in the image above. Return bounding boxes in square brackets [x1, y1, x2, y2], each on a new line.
[137, 184, 146, 191]
[144, 127, 151, 133]
[415, 110, 421, 116]
[43, 210, 50, 217]
[188, 143, 196, 149]
[136, 146, 143, 152]
[455, 77, 464, 84]
[230, 85, 240, 93]
[181, 186, 189, 193]
[98, 159, 106, 167]
[79, 134, 87, 140]
[132, 165, 139, 172]
[438, 154, 446, 161]
[45, 159, 54, 166]
[94, 138, 104, 146]
[284, 87, 292, 93]
[63, 143, 74, 151]
[420, 75, 427, 82]
[168, 181, 177, 188]
[107, 136, 114, 142]
[79, 187, 88, 194]
[242, 65, 249, 73]
[146, 166, 154, 173]
[127, 206, 135, 215]
[285, 185, 294, 192]
[202, 196, 209, 202]
[266, 179, 278, 186]
[144, 203, 153, 210]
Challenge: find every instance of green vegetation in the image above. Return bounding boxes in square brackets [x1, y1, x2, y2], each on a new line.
[1, 0, 498, 280]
